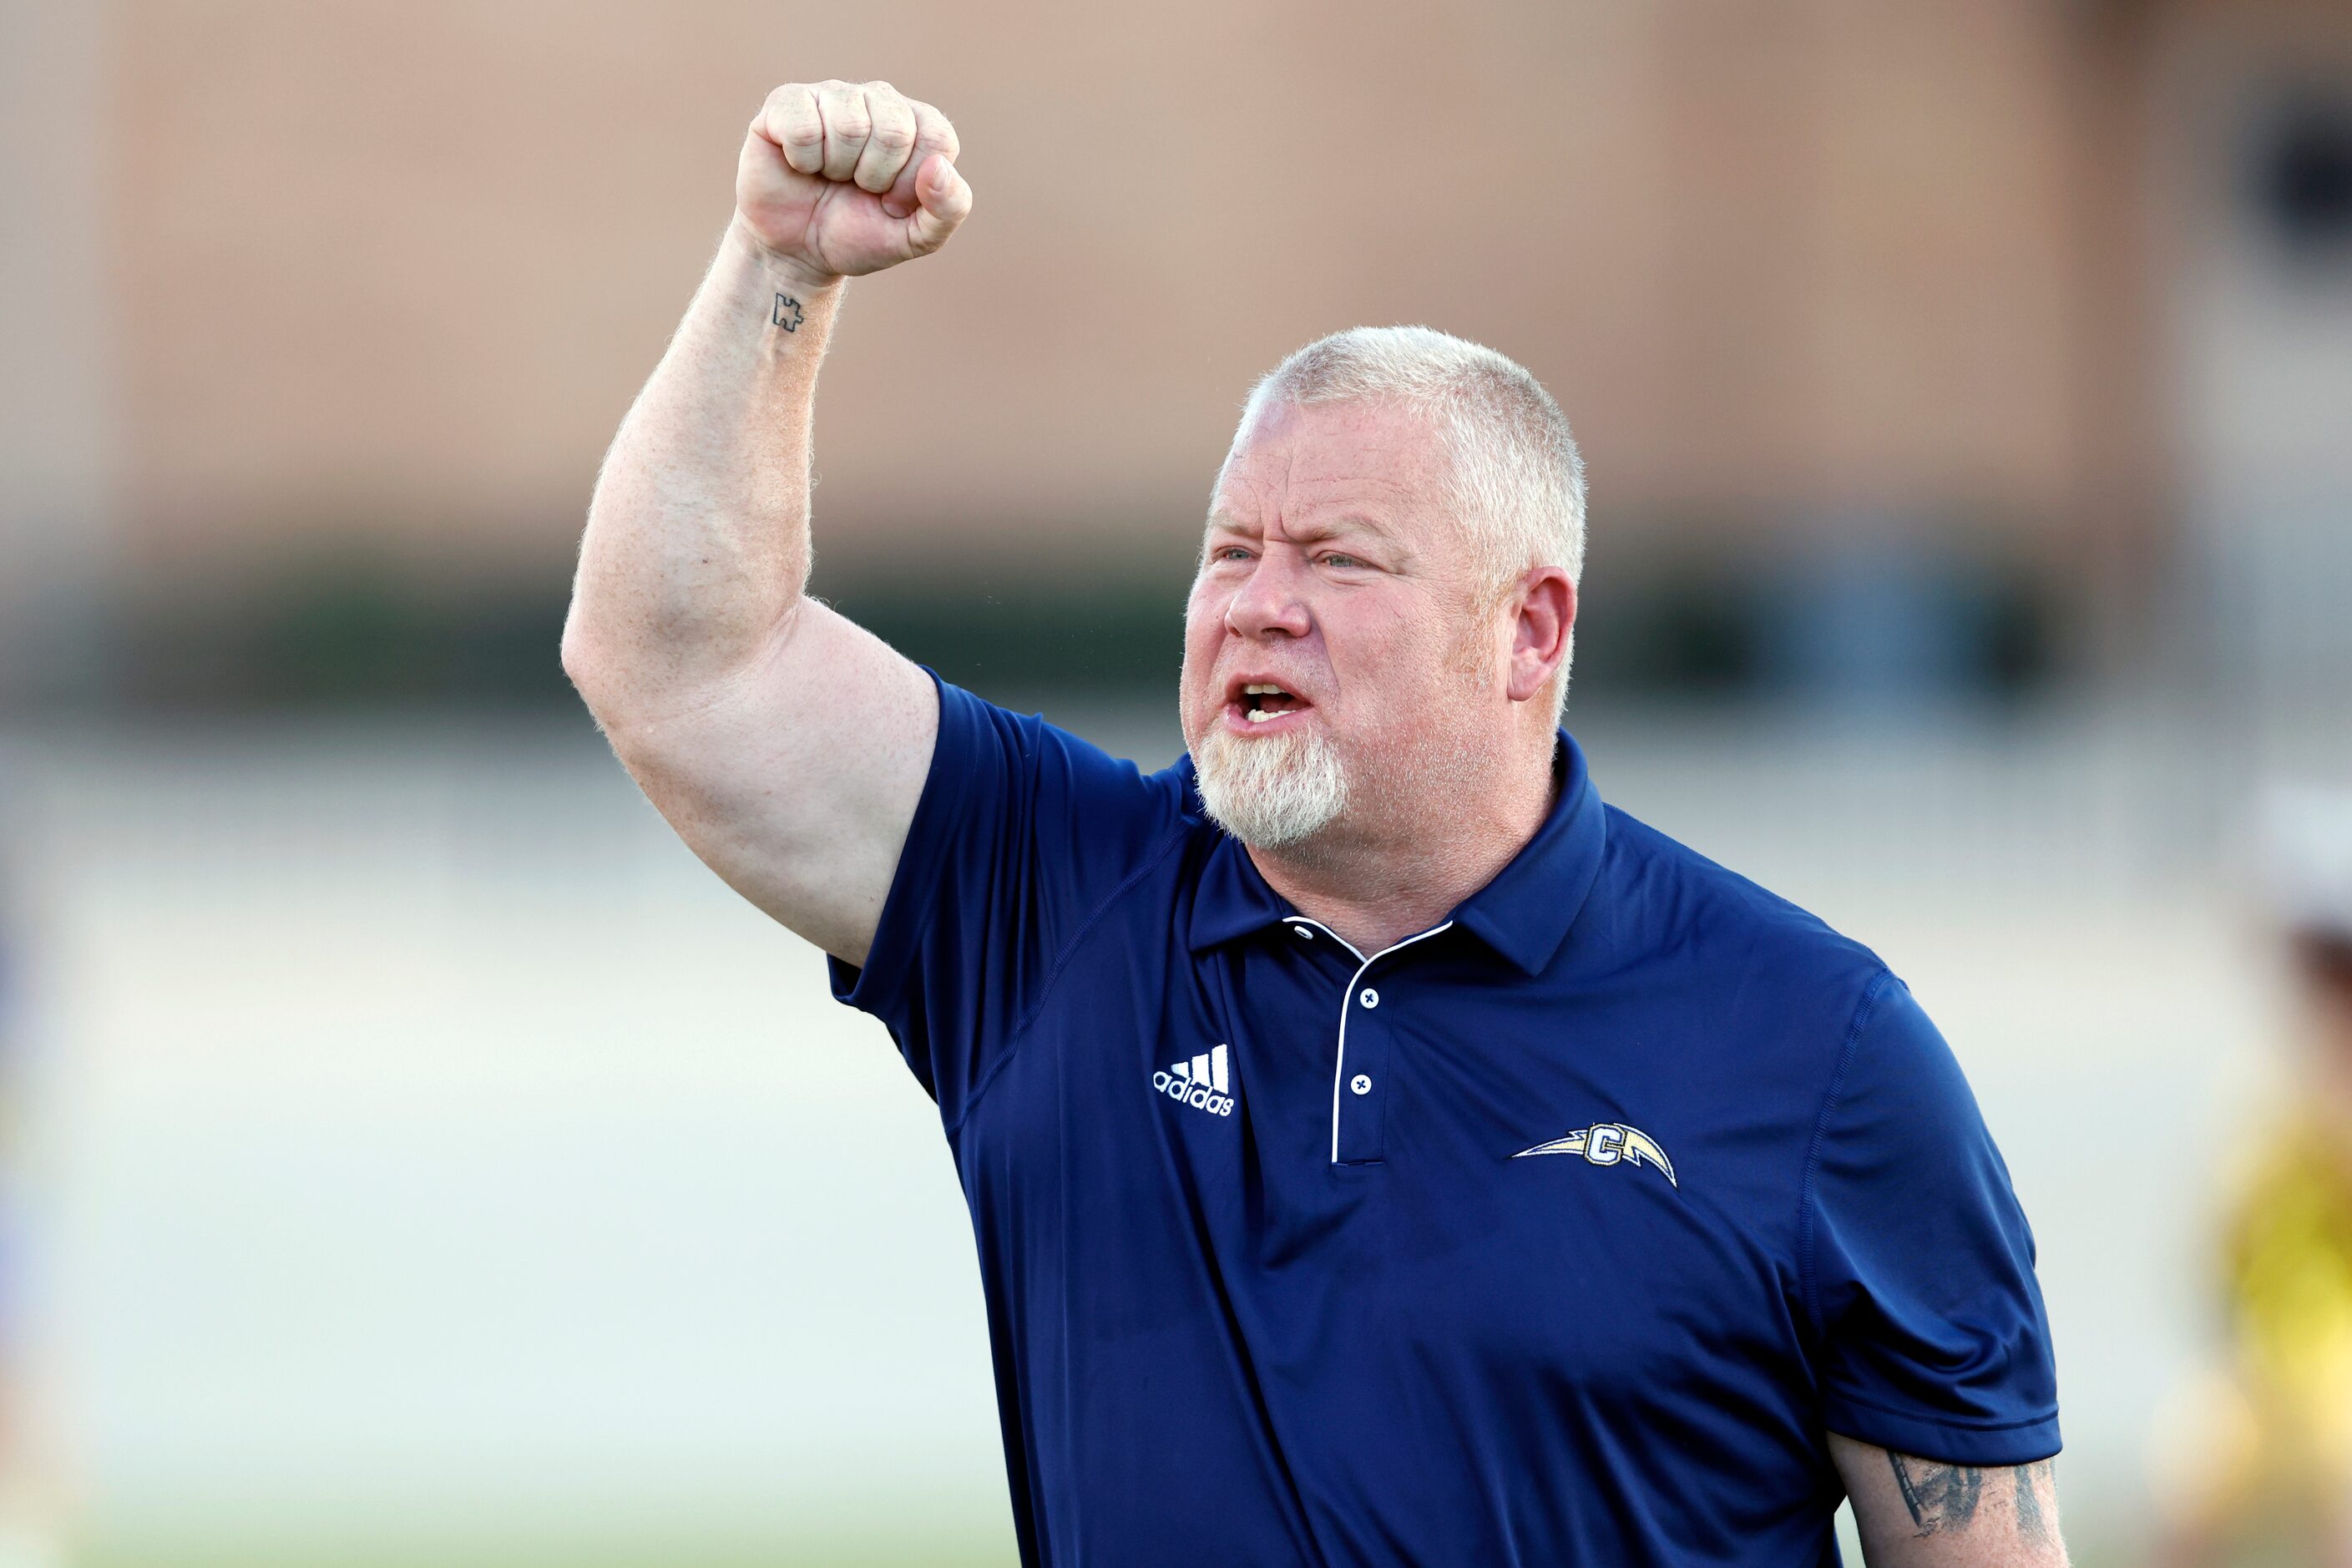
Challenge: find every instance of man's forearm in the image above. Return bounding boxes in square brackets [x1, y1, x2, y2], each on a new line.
[564, 222, 843, 722]
[555, 80, 965, 961]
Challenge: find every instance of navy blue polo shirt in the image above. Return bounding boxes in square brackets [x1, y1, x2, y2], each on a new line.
[830, 676, 2059, 1566]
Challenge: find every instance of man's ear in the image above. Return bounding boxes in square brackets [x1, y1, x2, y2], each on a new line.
[1507, 568, 1576, 705]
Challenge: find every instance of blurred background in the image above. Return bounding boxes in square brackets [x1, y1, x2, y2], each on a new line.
[3, 0, 2351, 1563]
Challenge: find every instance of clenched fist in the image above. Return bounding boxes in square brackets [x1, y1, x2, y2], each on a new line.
[736, 80, 972, 290]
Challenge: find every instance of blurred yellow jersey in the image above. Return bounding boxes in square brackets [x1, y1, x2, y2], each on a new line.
[2222, 1115, 2352, 1489]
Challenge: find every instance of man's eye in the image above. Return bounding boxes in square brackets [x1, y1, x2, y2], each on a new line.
[1215, 546, 1252, 562]
[1322, 554, 1363, 569]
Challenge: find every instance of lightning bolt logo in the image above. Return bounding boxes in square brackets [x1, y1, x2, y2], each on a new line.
[1511, 1122, 1678, 1188]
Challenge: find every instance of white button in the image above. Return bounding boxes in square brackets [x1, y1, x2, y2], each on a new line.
[1359, 988, 1380, 1008]
[1293, 925, 1313, 938]
[1350, 1074, 1372, 1095]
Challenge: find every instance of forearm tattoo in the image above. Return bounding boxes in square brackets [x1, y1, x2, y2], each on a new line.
[771, 292, 804, 332]
[1885, 1452, 2056, 1546]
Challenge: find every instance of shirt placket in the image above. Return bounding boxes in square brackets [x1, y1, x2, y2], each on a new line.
[1282, 916, 1453, 1166]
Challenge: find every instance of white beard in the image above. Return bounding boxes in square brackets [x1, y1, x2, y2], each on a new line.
[1191, 722, 1349, 847]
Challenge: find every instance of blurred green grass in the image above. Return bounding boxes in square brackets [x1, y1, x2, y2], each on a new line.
[76, 1538, 1015, 1568]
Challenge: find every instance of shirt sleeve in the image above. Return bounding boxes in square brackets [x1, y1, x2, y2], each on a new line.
[1804, 969, 2061, 1465]
[827, 672, 1185, 1130]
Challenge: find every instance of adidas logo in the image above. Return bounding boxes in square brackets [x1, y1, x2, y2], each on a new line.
[1153, 1044, 1236, 1117]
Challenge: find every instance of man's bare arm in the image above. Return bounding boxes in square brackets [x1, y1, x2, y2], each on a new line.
[562, 81, 973, 965]
[1831, 1432, 2067, 1567]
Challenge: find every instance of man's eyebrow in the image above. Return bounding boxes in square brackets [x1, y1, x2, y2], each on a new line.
[1285, 512, 1399, 544]
[1201, 510, 1399, 543]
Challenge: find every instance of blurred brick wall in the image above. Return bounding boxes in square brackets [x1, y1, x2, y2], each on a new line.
[92, 0, 2131, 594]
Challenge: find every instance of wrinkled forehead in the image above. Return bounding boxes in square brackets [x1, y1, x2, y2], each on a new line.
[1209, 397, 1455, 537]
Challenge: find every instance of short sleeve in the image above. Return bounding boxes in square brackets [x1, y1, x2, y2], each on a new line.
[1803, 971, 2061, 1464]
[827, 673, 1185, 1130]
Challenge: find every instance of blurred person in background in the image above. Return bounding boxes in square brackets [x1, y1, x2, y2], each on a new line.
[564, 78, 2066, 1565]
[0, 842, 58, 1568]
[2157, 788, 2352, 1567]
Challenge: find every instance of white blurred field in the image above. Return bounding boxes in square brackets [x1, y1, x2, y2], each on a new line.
[3, 695, 2342, 1565]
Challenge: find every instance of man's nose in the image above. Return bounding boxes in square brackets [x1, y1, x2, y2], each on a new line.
[1224, 549, 1314, 641]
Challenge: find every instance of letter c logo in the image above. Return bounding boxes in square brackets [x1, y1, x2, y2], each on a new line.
[1583, 1123, 1626, 1166]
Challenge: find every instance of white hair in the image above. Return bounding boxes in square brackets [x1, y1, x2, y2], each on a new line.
[1190, 720, 1349, 847]
[1223, 325, 1588, 716]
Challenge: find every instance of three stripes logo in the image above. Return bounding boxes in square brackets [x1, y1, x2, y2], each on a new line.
[1154, 1044, 1236, 1117]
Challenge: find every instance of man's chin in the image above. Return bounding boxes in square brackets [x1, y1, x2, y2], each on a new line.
[1191, 723, 1349, 848]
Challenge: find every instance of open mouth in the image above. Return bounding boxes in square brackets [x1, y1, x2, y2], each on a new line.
[1231, 682, 1308, 726]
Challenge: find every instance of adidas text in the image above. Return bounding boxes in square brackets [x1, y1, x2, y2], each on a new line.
[1154, 1044, 1236, 1117]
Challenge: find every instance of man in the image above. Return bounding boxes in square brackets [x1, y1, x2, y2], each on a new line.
[564, 78, 2065, 1565]
[2156, 787, 2352, 1565]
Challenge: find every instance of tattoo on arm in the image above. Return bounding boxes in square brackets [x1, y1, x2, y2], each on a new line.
[1883, 1452, 2057, 1548]
[2012, 1459, 2055, 1547]
[771, 293, 804, 332]
[1886, 1451, 1985, 1535]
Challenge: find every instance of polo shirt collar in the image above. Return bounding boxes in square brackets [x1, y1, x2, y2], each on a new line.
[1448, 732, 1608, 974]
[1181, 731, 1610, 974]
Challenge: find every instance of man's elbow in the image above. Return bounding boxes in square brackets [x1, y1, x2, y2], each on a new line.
[559, 608, 632, 731]
[560, 586, 810, 746]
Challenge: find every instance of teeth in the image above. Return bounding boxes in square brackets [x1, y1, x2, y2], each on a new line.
[1243, 684, 1283, 695]
[1246, 709, 1279, 723]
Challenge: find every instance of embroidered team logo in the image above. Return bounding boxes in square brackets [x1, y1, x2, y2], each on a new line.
[1511, 1122, 1677, 1187]
[1154, 1044, 1236, 1117]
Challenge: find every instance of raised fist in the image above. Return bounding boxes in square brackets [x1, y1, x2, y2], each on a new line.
[736, 80, 972, 288]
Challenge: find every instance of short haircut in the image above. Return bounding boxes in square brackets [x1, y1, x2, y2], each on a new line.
[1224, 325, 1588, 714]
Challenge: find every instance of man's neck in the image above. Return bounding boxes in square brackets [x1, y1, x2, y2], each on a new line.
[1247, 740, 1562, 956]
